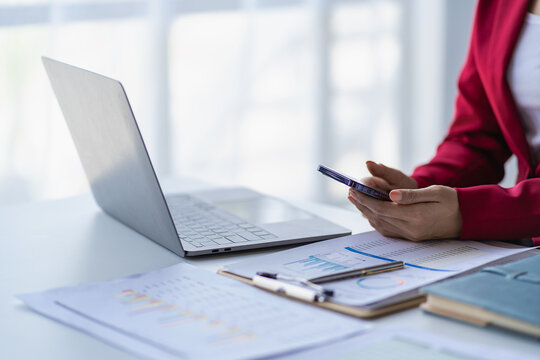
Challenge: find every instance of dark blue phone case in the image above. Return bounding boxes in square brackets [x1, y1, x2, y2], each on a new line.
[317, 165, 391, 201]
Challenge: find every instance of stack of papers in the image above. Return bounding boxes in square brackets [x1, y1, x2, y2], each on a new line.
[18, 263, 371, 360]
[278, 328, 538, 360]
[17, 231, 537, 359]
[223, 231, 535, 310]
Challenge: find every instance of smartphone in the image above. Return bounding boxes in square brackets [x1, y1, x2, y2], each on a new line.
[317, 165, 391, 201]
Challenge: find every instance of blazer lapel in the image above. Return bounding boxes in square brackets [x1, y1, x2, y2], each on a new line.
[488, 0, 532, 174]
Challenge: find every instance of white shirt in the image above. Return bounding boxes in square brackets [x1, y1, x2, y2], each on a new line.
[507, 13, 540, 158]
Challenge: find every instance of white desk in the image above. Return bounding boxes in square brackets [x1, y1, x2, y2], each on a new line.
[2, 179, 539, 359]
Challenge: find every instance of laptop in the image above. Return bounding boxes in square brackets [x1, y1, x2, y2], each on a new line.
[42, 57, 350, 257]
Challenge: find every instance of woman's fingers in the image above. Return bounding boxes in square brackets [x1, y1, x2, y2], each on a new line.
[349, 185, 462, 241]
[366, 161, 406, 184]
[349, 189, 408, 221]
[348, 195, 407, 239]
[390, 185, 443, 204]
[365, 161, 418, 189]
[360, 176, 392, 192]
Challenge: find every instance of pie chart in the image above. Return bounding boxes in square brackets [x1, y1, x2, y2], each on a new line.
[356, 276, 405, 289]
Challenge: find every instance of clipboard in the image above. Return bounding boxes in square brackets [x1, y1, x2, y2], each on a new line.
[217, 269, 426, 318]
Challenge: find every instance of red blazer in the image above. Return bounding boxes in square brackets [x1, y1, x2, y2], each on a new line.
[410, 0, 540, 245]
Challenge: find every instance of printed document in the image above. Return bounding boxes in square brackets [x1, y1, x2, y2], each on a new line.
[278, 328, 538, 360]
[18, 263, 371, 360]
[223, 231, 534, 306]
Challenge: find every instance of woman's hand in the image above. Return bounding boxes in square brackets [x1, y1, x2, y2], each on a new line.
[361, 161, 418, 192]
[349, 163, 462, 241]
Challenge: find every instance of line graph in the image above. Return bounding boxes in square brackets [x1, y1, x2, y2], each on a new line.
[345, 247, 457, 272]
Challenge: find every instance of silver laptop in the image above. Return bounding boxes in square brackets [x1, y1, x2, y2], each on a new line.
[42, 57, 350, 257]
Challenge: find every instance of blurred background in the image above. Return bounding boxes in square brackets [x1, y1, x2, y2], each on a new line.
[1, 0, 490, 209]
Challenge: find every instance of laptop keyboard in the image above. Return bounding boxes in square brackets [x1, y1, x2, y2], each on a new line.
[167, 195, 278, 248]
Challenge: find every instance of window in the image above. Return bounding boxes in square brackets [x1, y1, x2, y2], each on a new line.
[1, 0, 463, 208]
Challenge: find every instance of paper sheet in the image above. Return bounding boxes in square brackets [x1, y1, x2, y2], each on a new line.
[277, 327, 537, 360]
[18, 289, 179, 360]
[18, 263, 371, 360]
[224, 231, 535, 306]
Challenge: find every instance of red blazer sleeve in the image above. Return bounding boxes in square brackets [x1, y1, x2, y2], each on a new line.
[410, 3, 512, 189]
[457, 180, 540, 241]
[409, 0, 540, 243]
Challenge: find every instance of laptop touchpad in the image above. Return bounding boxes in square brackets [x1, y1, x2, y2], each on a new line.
[215, 198, 312, 224]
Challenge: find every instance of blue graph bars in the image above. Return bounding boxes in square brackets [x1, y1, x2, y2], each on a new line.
[284, 255, 349, 272]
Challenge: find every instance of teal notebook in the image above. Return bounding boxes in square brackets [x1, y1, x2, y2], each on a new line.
[421, 254, 540, 337]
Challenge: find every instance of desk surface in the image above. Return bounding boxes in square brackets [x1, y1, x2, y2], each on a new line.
[2, 179, 539, 359]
